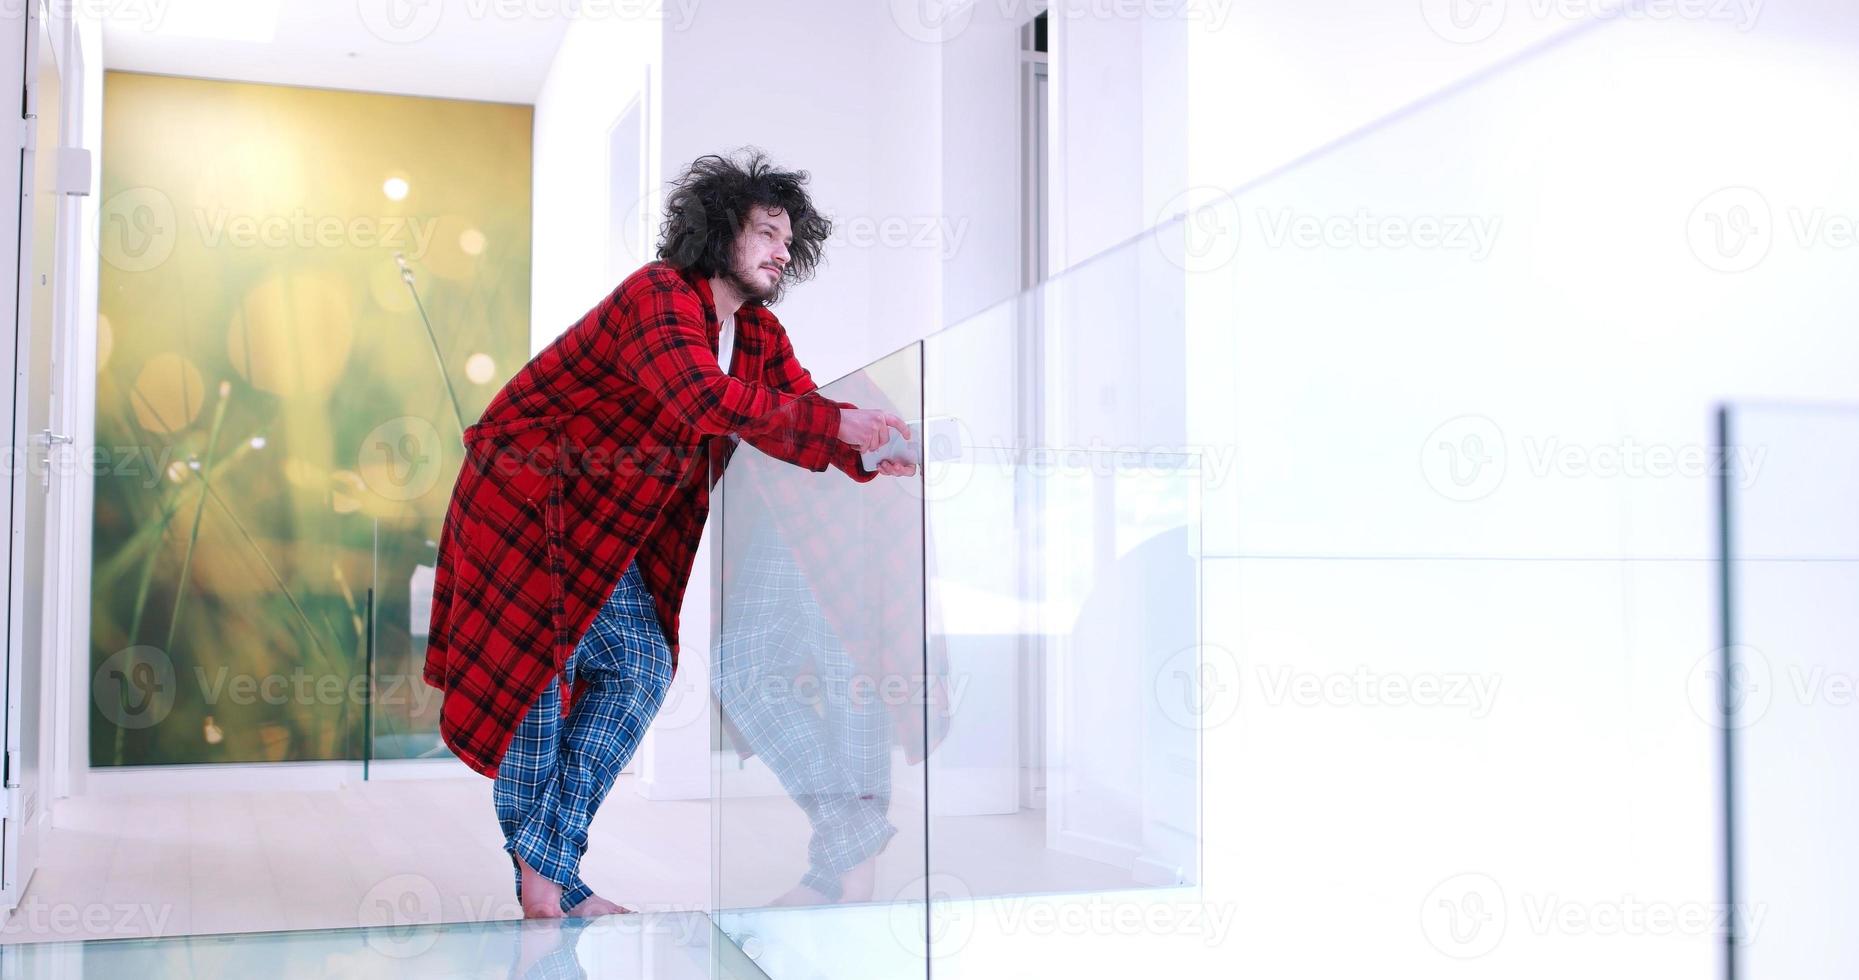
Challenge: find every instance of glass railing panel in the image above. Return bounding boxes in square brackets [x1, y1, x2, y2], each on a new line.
[1722, 402, 1859, 979]
[921, 443, 1203, 973]
[918, 189, 1206, 977]
[710, 341, 929, 980]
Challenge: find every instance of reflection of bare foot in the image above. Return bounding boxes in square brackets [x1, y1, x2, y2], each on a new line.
[840, 854, 879, 903]
[770, 882, 834, 907]
[515, 917, 567, 975]
[516, 854, 566, 919]
[566, 894, 632, 917]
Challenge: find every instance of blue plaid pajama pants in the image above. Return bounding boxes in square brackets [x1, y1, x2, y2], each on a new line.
[493, 560, 673, 912]
[713, 522, 896, 901]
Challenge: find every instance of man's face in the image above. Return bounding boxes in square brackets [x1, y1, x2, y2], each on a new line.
[727, 205, 793, 304]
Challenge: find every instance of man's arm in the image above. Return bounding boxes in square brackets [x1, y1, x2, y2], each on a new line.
[612, 276, 849, 474]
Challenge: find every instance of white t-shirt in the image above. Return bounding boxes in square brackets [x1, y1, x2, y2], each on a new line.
[718, 312, 737, 375]
[719, 313, 740, 444]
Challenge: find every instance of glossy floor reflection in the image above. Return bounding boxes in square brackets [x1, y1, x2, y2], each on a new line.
[2, 910, 769, 979]
[715, 888, 1228, 980]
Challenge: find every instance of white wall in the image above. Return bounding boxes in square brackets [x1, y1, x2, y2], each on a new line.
[1049, 1, 1189, 268]
[529, 13, 662, 356]
[938, 1, 1023, 327]
[659, 0, 942, 377]
[938, 3, 1619, 328]
[936, 0, 1191, 397]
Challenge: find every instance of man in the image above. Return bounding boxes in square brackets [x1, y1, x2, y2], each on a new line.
[421, 150, 915, 919]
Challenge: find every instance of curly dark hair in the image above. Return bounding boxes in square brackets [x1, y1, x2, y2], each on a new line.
[655, 149, 833, 306]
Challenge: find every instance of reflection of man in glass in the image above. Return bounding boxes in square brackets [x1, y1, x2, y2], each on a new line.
[423, 149, 914, 920]
[715, 516, 898, 904]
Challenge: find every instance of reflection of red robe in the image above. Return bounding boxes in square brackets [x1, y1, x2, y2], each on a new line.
[422, 261, 872, 779]
[711, 372, 953, 767]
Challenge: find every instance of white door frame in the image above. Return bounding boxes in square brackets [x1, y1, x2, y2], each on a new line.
[44, 12, 86, 811]
[0, 11, 30, 903]
[2, 0, 85, 915]
[46, 9, 102, 810]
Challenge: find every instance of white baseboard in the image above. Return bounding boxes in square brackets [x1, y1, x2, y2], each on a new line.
[635, 773, 711, 801]
[1052, 827, 1139, 871]
[77, 761, 358, 800]
[1130, 854, 1189, 887]
[360, 757, 479, 781]
[74, 757, 477, 804]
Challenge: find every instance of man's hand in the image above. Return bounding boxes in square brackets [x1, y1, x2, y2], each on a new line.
[837, 407, 916, 478]
[837, 407, 911, 453]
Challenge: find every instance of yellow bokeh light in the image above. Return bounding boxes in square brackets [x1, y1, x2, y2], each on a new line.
[226, 270, 355, 397]
[189, 136, 308, 219]
[465, 353, 496, 384]
[283, 457, 326, 489]
[98, 313, 114, 373]
[415, 214, 479, 282]
[130, 352, 207, 434]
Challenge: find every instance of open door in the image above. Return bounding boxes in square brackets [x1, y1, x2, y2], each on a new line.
[1, 0, 67, 913]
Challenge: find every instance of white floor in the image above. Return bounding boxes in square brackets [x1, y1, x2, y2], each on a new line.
[0, 770, 1146, 952]
[0, 773, 710, 945]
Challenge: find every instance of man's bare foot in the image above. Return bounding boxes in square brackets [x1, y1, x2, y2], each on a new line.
[516, 854, 565, 919]
[566, 894, 632, 917]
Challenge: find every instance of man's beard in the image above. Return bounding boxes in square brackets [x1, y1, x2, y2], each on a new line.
[726, 261, 779, 305]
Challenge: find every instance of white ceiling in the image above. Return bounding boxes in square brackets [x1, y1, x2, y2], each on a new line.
[100, 0, 575, 105]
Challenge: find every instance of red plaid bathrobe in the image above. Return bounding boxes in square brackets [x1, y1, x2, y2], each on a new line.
[422, 260, 879, 778]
